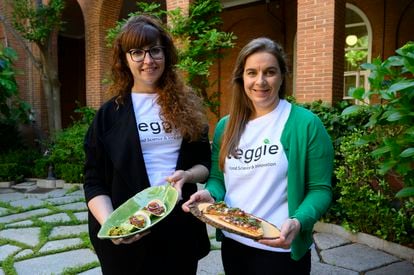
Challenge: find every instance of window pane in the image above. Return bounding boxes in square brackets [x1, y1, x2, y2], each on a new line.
[344, 49, 368, 71]
[346, 9, 363, 24]
[345, 27, 368, 48]
[344, 75, 357, 97]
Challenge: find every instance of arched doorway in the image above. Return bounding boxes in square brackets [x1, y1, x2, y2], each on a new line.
[58, 0, 85, 128]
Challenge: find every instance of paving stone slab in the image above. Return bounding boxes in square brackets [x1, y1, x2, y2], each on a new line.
[320, 243, 399, 272]
[311, 246, 320, 262]
[74, 211, 88, 222]
[42, 189, 68, 198]
[0, 208, 51, 223]
[311, 262, 358, 275]
[56, 201, 88, 211]
[0, 244, 21, 262]
[0, 227, 41, 247]
[78, 267, 102, 275]
[14, 249, 33, 259]
[38, 213, 71, 223]
[0, 193, 26, 203]
[0, 188, 15, 194]
[49, 224, 88, 238]
[197, 250, 224, 275]
[5, 220, 34, 227]
[13, 248, 99, 275]
[39, 237, 83, 253]
[365, 260, 414, 275]
[45, 195, 84, 205]
[9, 198, 46, 209]
[24, 189, 67, 200]
[313, 232, 351, 250]
[65, 190, 84, 197]
[12, 182, 37, 192]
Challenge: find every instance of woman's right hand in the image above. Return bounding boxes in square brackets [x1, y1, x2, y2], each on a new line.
[182, 189, 215, 212]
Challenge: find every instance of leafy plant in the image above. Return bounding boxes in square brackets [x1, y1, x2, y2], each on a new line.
[327, 130, 413, 245]
[343, 41, 414, 198]
[35, 106, 96, 183]
[0, 148, 41, 182]
[0, 44, 31, 152]
[106, 0, 236, 118]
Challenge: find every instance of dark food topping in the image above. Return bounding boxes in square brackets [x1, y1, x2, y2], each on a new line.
[129, 214, 148, 228]
[144, 200, 166, 216]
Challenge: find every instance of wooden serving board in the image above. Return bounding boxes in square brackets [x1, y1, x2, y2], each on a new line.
[190, 202, 280, 240]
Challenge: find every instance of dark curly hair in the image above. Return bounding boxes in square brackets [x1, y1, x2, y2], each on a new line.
[107, 14, 207, 141]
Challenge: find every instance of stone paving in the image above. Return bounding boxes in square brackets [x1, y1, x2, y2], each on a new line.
[0, 183, 413, 275]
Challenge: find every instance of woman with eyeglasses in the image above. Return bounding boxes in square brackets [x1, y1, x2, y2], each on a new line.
[83, 14, 211, 274]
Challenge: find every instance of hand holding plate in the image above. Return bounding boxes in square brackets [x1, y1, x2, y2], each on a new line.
[258, 218, 300, 248]
[111, 230, 151, 245]
[182, 189, 214, 212]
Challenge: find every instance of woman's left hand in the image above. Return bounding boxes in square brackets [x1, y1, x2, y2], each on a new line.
[258, 218, 301, 249]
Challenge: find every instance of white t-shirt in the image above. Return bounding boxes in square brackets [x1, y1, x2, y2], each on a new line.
[131, 93, 182, 186]
[223, 99, 292, 252]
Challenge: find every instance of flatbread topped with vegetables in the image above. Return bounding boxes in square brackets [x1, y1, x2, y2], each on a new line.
[204, 201, 245, 216]
[190, 201, 280, 240]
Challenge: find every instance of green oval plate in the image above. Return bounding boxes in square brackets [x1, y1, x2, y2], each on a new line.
[97, 184, 178, 239]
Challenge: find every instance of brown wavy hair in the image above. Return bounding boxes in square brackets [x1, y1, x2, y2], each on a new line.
[219, 37, 288, 170]
[107, 14, 207, 141]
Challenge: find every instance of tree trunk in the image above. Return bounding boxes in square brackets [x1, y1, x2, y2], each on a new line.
[38, 40, 62, 134]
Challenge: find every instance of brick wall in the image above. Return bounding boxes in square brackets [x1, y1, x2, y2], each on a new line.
[166, 0, 191, 11]
[296, 0, 345, 104]
[0, 1, 43, 130]
[3, 0, 414, 138]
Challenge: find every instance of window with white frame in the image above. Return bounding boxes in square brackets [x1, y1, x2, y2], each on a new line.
[344, 4, 372, 100]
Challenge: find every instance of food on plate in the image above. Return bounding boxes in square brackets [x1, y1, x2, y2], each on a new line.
[129, 210, 151, 229]
[107, 199, 167, 237]
[202, 201, 264, 237]
[143, 199, 166, 216]
[108, 222, 137, 236]
[204, 201, 245, 216]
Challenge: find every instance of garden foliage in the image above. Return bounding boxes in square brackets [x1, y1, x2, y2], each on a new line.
[342, 41, 414, 198]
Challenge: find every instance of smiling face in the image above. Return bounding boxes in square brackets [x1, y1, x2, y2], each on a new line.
[243, 51, 283, 117]
[126, 43, 165, 93]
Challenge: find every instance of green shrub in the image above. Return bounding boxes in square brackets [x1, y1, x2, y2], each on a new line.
[325, 130, 413, 245]
[0, 148, 42, 182]
[35, 106, 96, 183]
[0, 163, 19, 182]
[0, 45, 31, 152]
[343, 41, 414, 198]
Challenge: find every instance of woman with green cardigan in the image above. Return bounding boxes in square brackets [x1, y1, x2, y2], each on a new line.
[183, 37, 334, 275]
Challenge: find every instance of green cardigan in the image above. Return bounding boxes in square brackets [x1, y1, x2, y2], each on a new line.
[205, 104, 334, 261]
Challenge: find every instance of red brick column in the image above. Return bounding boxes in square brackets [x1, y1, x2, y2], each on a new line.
[79, 0, 121, 109]
[166, 0, 191, 14]
[296, 0, 345, 104]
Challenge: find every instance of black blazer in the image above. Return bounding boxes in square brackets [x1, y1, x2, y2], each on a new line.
[83, 94, 211, 274]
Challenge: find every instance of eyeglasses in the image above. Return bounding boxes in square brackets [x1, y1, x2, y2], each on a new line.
[128, 46, 164, 62]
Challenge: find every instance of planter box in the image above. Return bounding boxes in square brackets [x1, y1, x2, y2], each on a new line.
[314, 221, 414, 263]
[0, 181, 14, 188]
